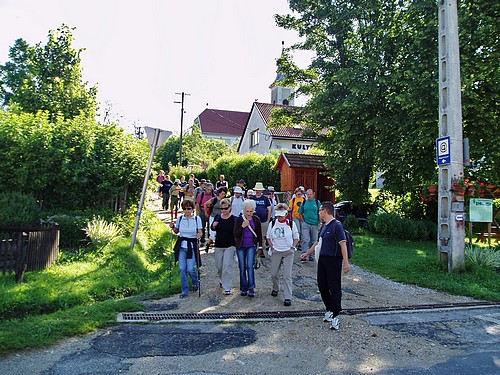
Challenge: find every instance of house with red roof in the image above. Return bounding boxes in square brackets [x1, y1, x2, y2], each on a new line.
[236, 101, 317, 154]
[194, 108, 250, 146]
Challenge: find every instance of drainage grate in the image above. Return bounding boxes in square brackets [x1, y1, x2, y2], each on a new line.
[118, 301, 499, 323]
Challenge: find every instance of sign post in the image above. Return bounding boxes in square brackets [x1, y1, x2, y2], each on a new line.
[131, 127, 171, 250]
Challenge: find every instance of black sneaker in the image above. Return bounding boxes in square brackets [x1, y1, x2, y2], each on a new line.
[284, 299, 291, 306]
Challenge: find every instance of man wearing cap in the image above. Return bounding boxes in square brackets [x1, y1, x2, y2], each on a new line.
[267, 203, 299, 306]
[230, 186, 245, 216]
[250, 182, 271, 253]
[169, 179, 182, 220]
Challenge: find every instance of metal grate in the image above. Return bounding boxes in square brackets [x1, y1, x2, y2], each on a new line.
[118, 301, 499, 323]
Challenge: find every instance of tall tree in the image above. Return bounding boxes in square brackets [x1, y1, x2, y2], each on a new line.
[0, 24, 97, 121]
[275, 0, 499, 204]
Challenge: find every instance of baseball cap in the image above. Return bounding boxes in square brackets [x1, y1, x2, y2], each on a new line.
[275, 210, 287, 217]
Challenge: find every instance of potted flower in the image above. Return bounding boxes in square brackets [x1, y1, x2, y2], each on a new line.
[451, 176, 467, 196]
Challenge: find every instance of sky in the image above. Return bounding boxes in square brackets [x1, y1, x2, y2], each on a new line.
[0, 0, 313, 134]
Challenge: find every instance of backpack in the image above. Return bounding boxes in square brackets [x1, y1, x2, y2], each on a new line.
[344, 229, 354, 259]
[270, 217, 293, 230]
[332, 220, 354, 259]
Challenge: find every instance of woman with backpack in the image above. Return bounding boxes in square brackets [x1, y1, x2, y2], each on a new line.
[266, 203, 300, 306]
[170, 199, 202, 298]
[234, 199, 263, 297]
[210, 198, 237, 295]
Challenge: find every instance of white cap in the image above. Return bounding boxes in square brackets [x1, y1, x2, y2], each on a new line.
[275, 210, 287, 217]
[247, 189, 255, 196]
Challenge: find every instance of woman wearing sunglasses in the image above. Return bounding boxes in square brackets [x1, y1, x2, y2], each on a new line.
[170, 199, 202, 298]
[210, 198, 237, 295]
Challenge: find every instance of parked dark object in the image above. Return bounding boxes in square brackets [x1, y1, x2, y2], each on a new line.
[0, 232, 28, 282]
[334, 201, 387, 226]
[0, 223, 59, 281]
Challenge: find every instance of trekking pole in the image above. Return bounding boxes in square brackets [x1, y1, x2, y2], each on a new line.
[196, 239, 201, 297]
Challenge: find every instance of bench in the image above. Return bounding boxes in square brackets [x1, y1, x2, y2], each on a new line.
[0, 233, 28, 282]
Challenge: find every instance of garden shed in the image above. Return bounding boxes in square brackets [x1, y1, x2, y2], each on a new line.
[274, 152, 335, 202]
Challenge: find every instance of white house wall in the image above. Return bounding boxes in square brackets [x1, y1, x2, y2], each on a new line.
[238, 108, 272, 154]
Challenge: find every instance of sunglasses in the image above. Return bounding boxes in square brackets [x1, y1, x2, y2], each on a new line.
[184, 207, 193, 210]
[221, 206, 230, 210]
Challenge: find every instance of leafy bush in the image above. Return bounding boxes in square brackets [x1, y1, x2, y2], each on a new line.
[0, 192, 41, 226]
[343, 214, 359, 233]
[45, 214, 88, 249]
[368, 212, 436, 241]
[466, 245, 500, 270]
[84, 216, 122, 246]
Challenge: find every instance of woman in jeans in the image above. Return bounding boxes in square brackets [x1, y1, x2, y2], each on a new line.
[170, 199, 202, 298]
[234, 199, 262, 297]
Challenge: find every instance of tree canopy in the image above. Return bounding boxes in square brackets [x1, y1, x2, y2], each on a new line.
[0, 24, 97, 121]
[275, 0, 499, 204]
[0, 109, 149, 210]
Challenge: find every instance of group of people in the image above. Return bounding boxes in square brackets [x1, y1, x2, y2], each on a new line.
[168, 177, 351, 330]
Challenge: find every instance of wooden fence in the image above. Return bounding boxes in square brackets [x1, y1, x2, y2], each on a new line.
[0, 223, 60, 281]
[0, 232, 28, 282]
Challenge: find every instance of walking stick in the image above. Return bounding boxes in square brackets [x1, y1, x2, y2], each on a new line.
[196, 238, 201, 297]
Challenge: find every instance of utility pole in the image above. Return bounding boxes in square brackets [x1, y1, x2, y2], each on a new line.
[174, 92, 190, 165]
[437, 0, 465, 271]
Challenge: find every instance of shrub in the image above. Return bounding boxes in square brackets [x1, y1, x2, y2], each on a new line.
[466, 245, 500, 270]
[84, 216, 122, 246]
[343, 214, 359, 233]
[0, 192, 41, 226]
[368, 212, 437, 241]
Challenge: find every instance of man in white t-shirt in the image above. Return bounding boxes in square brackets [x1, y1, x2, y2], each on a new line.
[266, 203, 299, 306]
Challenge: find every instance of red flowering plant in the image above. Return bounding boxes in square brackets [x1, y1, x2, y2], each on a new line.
[420, 181, 438, 203]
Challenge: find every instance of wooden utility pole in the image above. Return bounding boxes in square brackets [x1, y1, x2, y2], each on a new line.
[437, 0, 465, 271]
[174, 92, 190, 166]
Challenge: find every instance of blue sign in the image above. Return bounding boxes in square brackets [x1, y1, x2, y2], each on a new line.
[436, 136, 450, 166]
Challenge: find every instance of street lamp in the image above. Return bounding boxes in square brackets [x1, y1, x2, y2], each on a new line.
[174, 92, 190, 165]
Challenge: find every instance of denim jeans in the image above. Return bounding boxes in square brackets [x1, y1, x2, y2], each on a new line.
[178, 246, 198, 295]
[236, 246, 256, 292]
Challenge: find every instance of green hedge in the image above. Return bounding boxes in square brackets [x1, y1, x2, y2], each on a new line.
[367, 212, 436, 241]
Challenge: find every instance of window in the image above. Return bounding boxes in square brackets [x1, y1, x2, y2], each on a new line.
[250, 129, 259, 147]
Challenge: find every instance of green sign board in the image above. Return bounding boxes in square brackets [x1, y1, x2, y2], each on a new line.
[469, 198, 493, 223]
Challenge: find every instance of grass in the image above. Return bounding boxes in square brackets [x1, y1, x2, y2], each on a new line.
[352, 234, 500, 301]
[0, 217, 498, 355]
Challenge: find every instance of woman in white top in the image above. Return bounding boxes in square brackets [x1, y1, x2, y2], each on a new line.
[266, 203, 300, 306]
[170, 199, 202, 298]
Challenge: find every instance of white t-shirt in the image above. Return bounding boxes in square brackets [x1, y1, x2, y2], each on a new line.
[266, 218, 299, 251]
[176, 215, 202, 247]
[230, 195, 245, 217]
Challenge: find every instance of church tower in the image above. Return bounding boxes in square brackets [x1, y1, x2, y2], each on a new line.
[270, 41, 295, 106]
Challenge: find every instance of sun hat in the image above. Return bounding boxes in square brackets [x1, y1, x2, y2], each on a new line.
[268, 186, 275, 192]
[247, 189, 255, 196]
[253, 182, 265, 190]
[234, 186, 243, 194]
[275, 210, 288, 217]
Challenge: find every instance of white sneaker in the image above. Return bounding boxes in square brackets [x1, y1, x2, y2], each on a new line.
[329, 317, 340, 330]
[323, 311, 333, 322]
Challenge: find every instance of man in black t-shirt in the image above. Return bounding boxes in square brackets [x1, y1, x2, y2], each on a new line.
[250, 182, 271, 252]
[160, 175, 173, 210]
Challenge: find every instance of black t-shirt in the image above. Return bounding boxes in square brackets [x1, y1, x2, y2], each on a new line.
[161, 180, 173, 194]
[213, 214, 236, 248]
